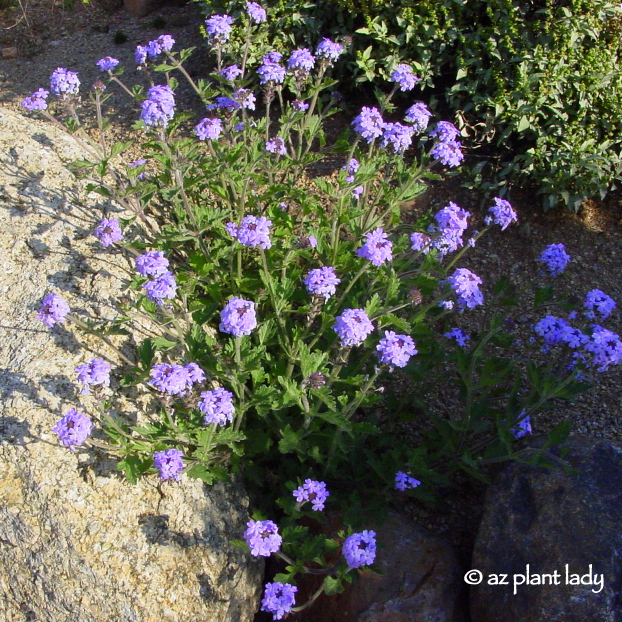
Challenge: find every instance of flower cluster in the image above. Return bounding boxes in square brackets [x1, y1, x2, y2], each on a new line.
[198, 387, 235, 426]
[333, 309, 374, 346]
[94, 218, 123, 247]
[195, 117, 223, 141]
[342, 530, 376, 569]
[444, 328, 470, 347]
[135, 250, 177, 305]
[21, 88, 49, 111]
[261, 582, 297, 620]
[539, 243, 571, 276]
[220, 298, 258, 337]
[343, 157, 359, 183]
[395, 471, 421, 491]
[352, 106, 385, 142]
[376, 331, 417, 368]
[293, 479, 329, 511]
[381, 122, 415, 153]
[150, 362, 205, 396]
[75, 358, 111, 395]
[356, 228, 393, 266]
[140, 85, 176, 128]
[257, 52, 286, 85]
[416, 201, 471, 257]
[429, 121, 463, 168]
[208, 89, 256, 112]
[53, 408, 93, 450]
[220, 64, 243, 82]
[246, 1, 266, 24]
[266, 137, 287, 156]
[316, 38, 343, 64]
[153, 448, 184, 480]
[304, 266, 340, 299]
[244, 519, 282, 556]
[485, 197, 518, 231]
[404, 102, 431, 133]
[50, 67, 80, 97]
[446, 268, 484, 309]
[38, 293, 70, 327]
[226, 215, 272, 248]
[390, 63, 420, 91]
[288, 48, 315, 74]
[205, 14, 234, 44]
[584, 289, 616, 320]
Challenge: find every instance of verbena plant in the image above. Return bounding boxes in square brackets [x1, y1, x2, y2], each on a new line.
[24, 3, 622, 617]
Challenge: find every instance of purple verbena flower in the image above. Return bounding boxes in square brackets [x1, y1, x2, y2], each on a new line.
[205, 14, 234, 43]
[145, 35, 175, 59]
[94, 218, 123, 247]
[404, 102, 431, 133]
[533, 315, 570, 346]
[75, 358, 111, 395]
[410, 232, 432, 253]
[428, 202, 471, 256]
[485, 197, 518, 231]
[429, 121, 460, 142]
[430, 139, 464, 167]
[38, 293, 70, 327]
[395, 471, 421, 491]
[220, 298, 258, 337]
[303, 266, 340, 299]
[21, 88, 49, 111]
[261, 582, 297, 621]
[352, 106, 385, 142]
[446, 268, 484, 309]
[244, 519, 282, 556]
[582, 325, 622, 372]
[376, 331, 417, 368]
[390, 63, 420, 91]
[288, 48, 315, 73]
[511, 411, 532, 439]
[140, 84, 175, 128]
[291, 99, 309, 112]
[153, 448, 184, 481]
[293, 479, 330, 511]
[266, 137, 287, 156]
[96, 56, 120, 72]
[584, 289, 616, 320]
[150, 363, 194, 396]
[226, 215, 272, 248]
[342, 530, 376, 569]
[538, 243, 571, 277]
[135, 45, 148, 66]
[198, 387, 235, 426]
[129, 158, 147, 180]
[195, 117, 223, 140]
[343, 157, 359, 183]
[50, 67, 80, 97]
[143, 271, 177, 305]
[352, 185, 364, 200]
[316, 38, 344, 63]
[53, 408, 93, 450]
[257, 52, 286, 84]
[135, 250, 169, 276]
[356, 228, 392, 266]
[185, 362, 205, 384]
[246, 1, 266, 23]
[333, 309, 374, 346]
[444, 328, 470, 347]
[220, 64, 243, 81]
[381, 122, 415, 153]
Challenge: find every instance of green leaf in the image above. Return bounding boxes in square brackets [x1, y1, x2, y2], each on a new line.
[278, 425, 302, 454]
[323, 575, 345, 595]
[137, 338, 155, 370]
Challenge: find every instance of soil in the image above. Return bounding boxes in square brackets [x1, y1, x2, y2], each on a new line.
[2, 0, 622, 615]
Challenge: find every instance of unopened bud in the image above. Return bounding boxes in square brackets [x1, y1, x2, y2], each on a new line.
[307, 372, 326, 389]
[408, 289, 423, 305]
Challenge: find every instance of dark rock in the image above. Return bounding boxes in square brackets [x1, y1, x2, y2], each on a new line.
[471, 437, 622, 622]
[296, 511, 466, 622]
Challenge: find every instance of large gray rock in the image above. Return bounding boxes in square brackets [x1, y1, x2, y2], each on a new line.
[471, 437, 622, 622]
[0, 106, 262, 621]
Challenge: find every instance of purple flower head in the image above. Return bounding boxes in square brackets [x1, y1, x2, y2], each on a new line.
[298, 234, 317, 249]
[198, 387, 235, 426]
[533, 315, 571, 347]
[75, 358, 111, 395]
[21, 88, 49, 111]
[153, 448, 184, 481]
[352, 185, 364, 200]
[444, 327, 470, 347]
[342, 157, 359, 183]
[342, 530, 376, 569]
[333, 308, 374, 347]
[293, 479, 330, 511]
[246, 1, 266, 23]
[205, 14, 234, 44]
[151, 34, 175, 56]
[150, 363, 194, 396]
[583, 325, 622, 372]
[356, 228, 393, 266]
[185, 362, 205, 384]
[538, 243, 571, 277]
[220, 64, 243, 81]
[395, 471, 421, 491]
[430, 139, 464, 167]
[428, 202, 471, 256]
[195, 117, 223, 141]
[439, 300, 454, 310]
[511, 411, 532, 439]
[143, 271, 177, 305]
[485, 197, 517, 231]
[447, 268, 484, 309]
[234, 88, 256, 110]
[288, 48, 315, 73]
[404, 102, 431, 133]
[96, 56, 120, 72]
[266, 137, 287, 156]
[316, 38, 344, 63]
[291, 99, 309, 112]
[53, 408, 93, 450]
[429, 121, 460, 142]
[381, 122, 415, 153]
[50, 68, 80, 97]
[94, 218, 123, 247]
[390, 63, 420, 92]
[257, 55, 286, 84]
[135, 45, 148, 66]
[352, 106, 385, 142]
[376, 331, 417, 368]
[38, 293, 70, 327]
[220, 297, 258, 337]
[304, 266, 340, 300]
[261, 582, 297, 621]
[129, 158, 147, 180]
[140, 84, 175, 128]
[584, 289, 616, 320]
[244, 519, 282, 557]
[410, 232, 432, 253]
[227, 215, 272, 248]
[135, 250, 169, 277]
